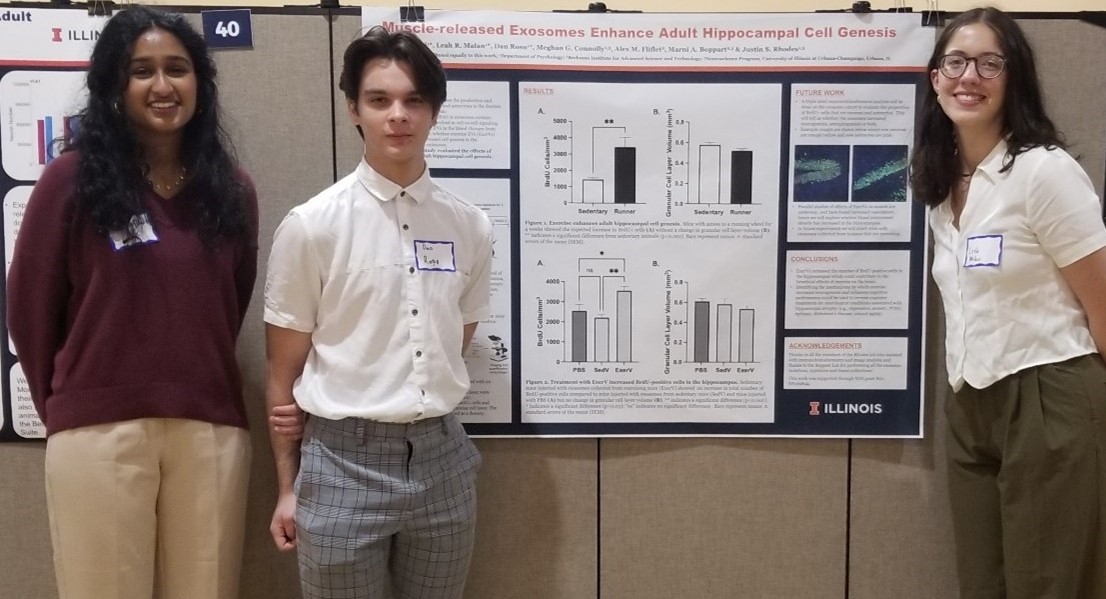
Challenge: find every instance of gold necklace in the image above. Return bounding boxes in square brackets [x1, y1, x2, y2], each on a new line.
[148, 167, 187, 193]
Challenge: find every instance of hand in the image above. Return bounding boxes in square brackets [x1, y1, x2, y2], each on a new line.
[269, 403, 305, 441]
[270, 492, 298, 551]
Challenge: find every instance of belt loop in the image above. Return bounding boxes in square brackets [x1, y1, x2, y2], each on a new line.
[355, 419, 366, 445]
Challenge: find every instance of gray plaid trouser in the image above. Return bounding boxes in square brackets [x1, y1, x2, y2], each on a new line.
[295, 413, 482, 599]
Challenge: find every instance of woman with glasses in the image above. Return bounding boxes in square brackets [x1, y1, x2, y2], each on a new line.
[910, 7, 1106, 598]
[6, 7, 257, 599]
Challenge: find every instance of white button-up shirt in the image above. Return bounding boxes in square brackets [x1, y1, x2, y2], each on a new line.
[930, 139, 1106, 391]
[264, 160, 493, 421]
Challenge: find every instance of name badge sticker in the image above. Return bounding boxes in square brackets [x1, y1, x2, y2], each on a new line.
[414, 240, 457, 272]
[964, 234, 1002, 268]
[109, 213, 159, 251]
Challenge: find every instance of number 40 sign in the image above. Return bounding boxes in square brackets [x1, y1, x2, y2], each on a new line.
[201, 9, 254, 49]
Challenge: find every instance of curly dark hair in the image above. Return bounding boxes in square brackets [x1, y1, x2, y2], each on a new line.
[68, 6, 247, 244]
[909, 7, 1063, 206]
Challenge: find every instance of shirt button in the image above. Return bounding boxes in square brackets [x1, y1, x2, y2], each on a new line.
[400, 191, 406, 197]
[403, 224, 409, 230]
[415, 350, 422, 357]
[412, 308, 419, 316]
[409, 267, 415, 274]
[421, 390, 426, 396]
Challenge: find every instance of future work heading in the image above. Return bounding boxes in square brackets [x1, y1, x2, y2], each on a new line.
[382, 22, 900, 42]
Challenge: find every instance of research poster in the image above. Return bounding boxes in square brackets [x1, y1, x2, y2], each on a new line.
[0, 7, 934, 440]
[363, 8, 934, 437]
[0, 8, 104, 441]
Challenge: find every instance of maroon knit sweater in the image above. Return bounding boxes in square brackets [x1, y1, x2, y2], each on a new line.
[6, 152, 258, 436]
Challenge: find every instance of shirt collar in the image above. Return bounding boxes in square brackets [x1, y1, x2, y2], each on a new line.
[355, 158, 433, 204]
[974, 137, 1009, 181]
[935, 138, 1009, 224]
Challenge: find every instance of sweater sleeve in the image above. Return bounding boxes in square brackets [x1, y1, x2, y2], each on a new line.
[6, 155, 78, 422]
[234, 170, 260, 330]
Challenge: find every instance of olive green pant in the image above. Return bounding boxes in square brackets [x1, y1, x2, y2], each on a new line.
[947, 354, 1106, 599]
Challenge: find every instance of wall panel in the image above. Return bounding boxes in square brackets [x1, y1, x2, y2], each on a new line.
[0, 444, 53, 597]
[3, 9, 1105, 599]
[600, 439, 848, 598]
[333, 14, 366, 179]
[466, 439, 599, 599]
[1023, 20, 1106, 198]
[196, 12, 339, 598]
[849, 286, 958, 599]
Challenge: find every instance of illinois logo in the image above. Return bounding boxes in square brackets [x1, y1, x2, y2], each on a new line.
[812, 402, 884, 415]
[50, 27, 100, 42]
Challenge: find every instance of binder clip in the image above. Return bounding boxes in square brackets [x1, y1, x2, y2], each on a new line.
[88, 0, 115, 17]
[401, 2, 425, 23]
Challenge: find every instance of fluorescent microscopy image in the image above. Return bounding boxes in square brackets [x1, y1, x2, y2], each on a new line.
[852, 145, 909, 202]
[793, 145, 849, 202]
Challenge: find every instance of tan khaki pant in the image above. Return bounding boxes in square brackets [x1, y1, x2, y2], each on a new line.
[44, 418, 250, 599]
[947, 354, 1106, 599]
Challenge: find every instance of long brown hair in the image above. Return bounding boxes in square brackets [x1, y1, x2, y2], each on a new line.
[909, 7, 1062, 206]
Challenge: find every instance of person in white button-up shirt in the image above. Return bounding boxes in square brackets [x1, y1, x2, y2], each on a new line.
[263, 28, 492, 599]
[910, 8, 1106, 599]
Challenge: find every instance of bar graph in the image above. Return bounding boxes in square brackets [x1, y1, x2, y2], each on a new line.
[670, 275, 757, 365]
[569, 290, 632, 363]
[693, 146, 754, 205]
[568, 257, 634, 363]
[35, 115, 77, 165]
[1, 71, 87, 181]
[578, 125, 636, 204]
[668, 113, 755, 206]
[690, 300, 755, 364]
[519, 83, 780, 211]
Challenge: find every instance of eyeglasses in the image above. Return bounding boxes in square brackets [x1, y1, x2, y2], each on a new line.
[937, 53, 1006, 79]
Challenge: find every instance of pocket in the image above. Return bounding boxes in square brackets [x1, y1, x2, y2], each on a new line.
[1037, 356, 1101, 434]
[1074, 355, 1106, 426]
[447, 415, 483, 478]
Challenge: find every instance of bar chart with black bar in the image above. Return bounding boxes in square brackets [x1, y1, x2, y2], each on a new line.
[689, 145, 754, 205]
[665, 114, 758, 208]
[517, 81, 784, 425]
[578, 125, 637, 205]
[518, 81, 781, 214]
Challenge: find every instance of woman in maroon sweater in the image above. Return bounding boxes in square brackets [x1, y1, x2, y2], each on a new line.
[6, 7, 257, 599]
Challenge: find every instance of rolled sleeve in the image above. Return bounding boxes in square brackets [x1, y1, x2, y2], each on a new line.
[264, 211, 322, 332]
[1026, 151, 1106, 268]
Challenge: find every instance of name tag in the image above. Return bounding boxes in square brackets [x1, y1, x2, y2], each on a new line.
[414, 240, 456, 272]
[964, 234, 1002, 268]
[109, 214, 159, 250]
